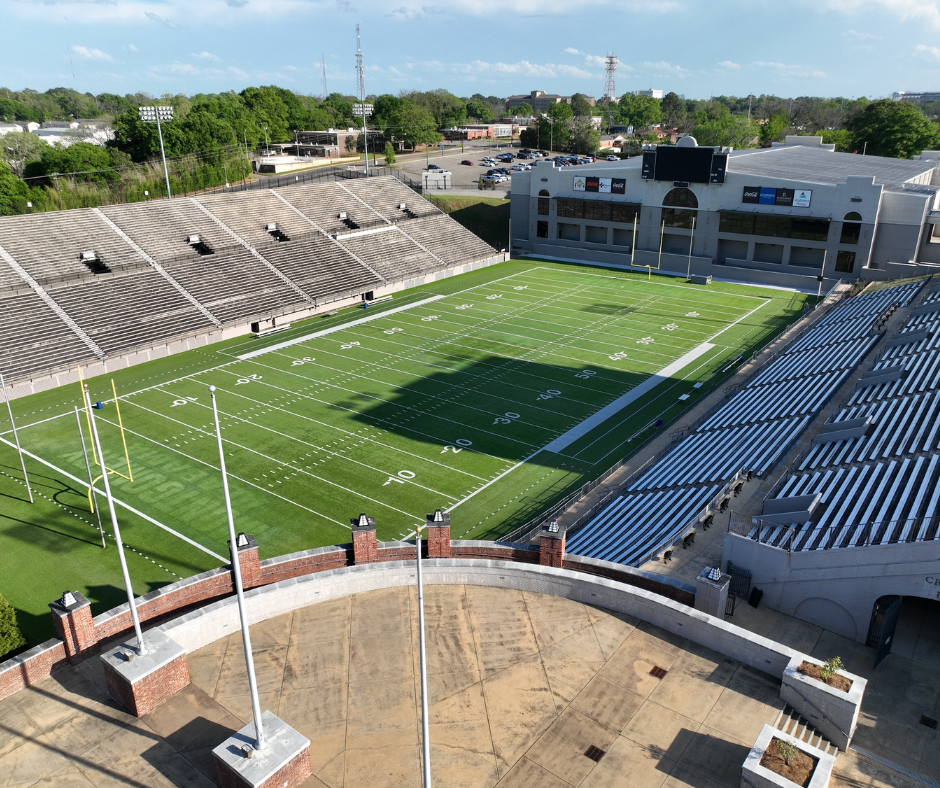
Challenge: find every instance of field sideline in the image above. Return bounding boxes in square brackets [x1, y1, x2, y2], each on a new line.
[0, 259, 807, 642]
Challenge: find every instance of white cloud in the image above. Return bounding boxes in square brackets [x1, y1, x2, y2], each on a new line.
[434, 59, 593, 79]
[639, 60, 693, 78]
[225, 0, 248, 6]
[228, 66, 249, 78]
[145, 12, 179, 28]
[822, 0, 940, 29]
[843, 29, 881, 39]
[71, 45, 113, 61]
[123, 44, 139, 52]
[717, 60, 740, 69]
[915, 43, 940, 61]
[193, 51, 221, 61]
[751, 61, 827, 78]
[564, 47, 581, 55]
[388, 5, 441, 18]
[337, 0, 357, 11]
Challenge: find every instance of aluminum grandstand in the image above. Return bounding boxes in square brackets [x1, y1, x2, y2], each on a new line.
[0, 176, 499, 390]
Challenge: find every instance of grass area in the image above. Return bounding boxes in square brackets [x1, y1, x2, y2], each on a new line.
[0, 259, 807, 644]
[428, 195, 509, 250]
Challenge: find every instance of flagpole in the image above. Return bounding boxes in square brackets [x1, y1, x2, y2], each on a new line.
[416, 524, 432, 788]
[1, 374, 32, 503]
[84, 386, 147, 654]
[208, 385, 266, 750]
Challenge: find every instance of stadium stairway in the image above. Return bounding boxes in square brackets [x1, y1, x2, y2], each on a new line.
[773, 705, 839, 757]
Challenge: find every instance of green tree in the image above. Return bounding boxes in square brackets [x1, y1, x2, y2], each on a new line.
[569, 93, 593, 117]
[691, 103, 758, 148]
[759, 112, 788, 146]
[23, 142, 118, 185]
[0, 593, 26, 657]
[506, 102, 531, 117]
[848, 99, 940, 158]
[383, 141, 396, 164]
[819, 129, 855, 152]
[616, 93, 662, 130]
[568, 117, 599, 154]
[0, 131, 45, 177]
[383, 101, 440, 150]
[660, 92, 685, 127]
[0, 159, 36, 215]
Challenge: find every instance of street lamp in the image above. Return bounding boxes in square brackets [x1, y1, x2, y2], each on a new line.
[263, 125, 270, 156]
[543, 114, 554, 154]
[138, 105, 173, 199]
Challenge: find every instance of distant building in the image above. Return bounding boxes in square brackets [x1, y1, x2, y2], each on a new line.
[638, 89, 664, 99]
[506, 91, 596, 113]
[31, 119, 113, 147]
[893, 91, 940, 104]
[280, 128, 383, 158]
[0, 121, 40, 135]
[443, 124, 514, 141]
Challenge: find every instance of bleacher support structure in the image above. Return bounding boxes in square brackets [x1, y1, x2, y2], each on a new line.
[0, 177, 503, 396]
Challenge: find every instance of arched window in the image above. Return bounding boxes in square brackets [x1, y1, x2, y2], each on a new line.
[661, 187, 697, 229]
[841, 211, 862, 245]
[537, 189, 550, 216]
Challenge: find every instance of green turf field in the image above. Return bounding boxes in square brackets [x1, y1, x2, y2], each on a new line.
[0, 259, 808, 643]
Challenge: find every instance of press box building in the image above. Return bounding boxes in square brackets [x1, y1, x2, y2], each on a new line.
[510, 136, 940, 290]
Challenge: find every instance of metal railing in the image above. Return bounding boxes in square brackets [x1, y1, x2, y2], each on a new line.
[728, 513, 940, 552]
[203, 164, 424, 196]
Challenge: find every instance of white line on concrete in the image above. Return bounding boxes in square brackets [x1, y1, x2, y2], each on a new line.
[236, 295, 448, 360]
[540, 342, 717, 455]
[0, 435, 226, 562]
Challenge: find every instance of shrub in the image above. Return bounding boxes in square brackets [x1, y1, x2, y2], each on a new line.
[0, 594, 26, 658]
[819, 656, 844, 683]
[777, 739, 797, 766]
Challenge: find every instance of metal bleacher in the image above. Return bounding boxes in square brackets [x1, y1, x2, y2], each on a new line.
[337, 228, 441, 281]
[741, 278, 940, 554]
[566, 278, 925, 569]
[0, 175, 497, 384]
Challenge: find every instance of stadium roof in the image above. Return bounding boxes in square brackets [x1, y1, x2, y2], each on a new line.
[727, 145, 937, 190]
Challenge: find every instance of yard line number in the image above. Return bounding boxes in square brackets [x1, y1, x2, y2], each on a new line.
[575, 369, 597, 380]
[441, 439, 473, 454]
[536, 389, 561, 401]
[291, 356, 315, 366]
[383, 469, 416, 486]
[236, 373, 262, 385]
[493, 411, 520, 426]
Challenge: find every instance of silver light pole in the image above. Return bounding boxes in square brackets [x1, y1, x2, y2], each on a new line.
[0, 373, 32, 503]
[138, 106, 174, 199]
[84, 387, 147, 654]
[208, 385, 266, 750]
[415, 524, 432, 788]
[75, 406, 105, 548]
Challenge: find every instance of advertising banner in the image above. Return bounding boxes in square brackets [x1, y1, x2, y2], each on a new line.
[598, 178, 612, 193]
[743, 186, 760, 204]
[775, 188, 794, 206]
[573, 176, 586, 192]
[585, 176, 600, 192]
[793, 189, 812, 207]
[611, 178, 626, 194]
[759, 187, 777, 205]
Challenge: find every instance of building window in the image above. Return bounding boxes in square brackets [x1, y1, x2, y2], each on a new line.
[537, 189, 550, 216]
[610, 203, 641, 224]
[929, 224, 940, 244]
[718, 211, 830, 242]
[835, 250, 856, 273]
[841, 212, 862, 245]
[661, 187, 697, 230]
[537, 221, 548, 238]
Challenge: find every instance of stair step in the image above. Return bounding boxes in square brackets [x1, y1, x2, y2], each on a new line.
[772, 705, 838, 756]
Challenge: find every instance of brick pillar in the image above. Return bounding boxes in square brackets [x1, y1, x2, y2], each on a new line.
[425, 509, 451, 558]
[351, 513, 378, 564]
[539, 522, 566, 568]
[228, 532, 261, 588]
[49, 591, 98, 664]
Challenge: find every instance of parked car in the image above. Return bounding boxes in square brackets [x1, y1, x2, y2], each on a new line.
[427, 164, 442, 170]
[460, 160, 474, 166]
[606, 154, 619, 161]
[482, 175, 500, 183]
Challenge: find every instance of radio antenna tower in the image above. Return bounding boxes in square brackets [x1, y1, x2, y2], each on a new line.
[603, 53, 618, 101]
[320, 53, 328, 99]
[355, 25, 365, 102]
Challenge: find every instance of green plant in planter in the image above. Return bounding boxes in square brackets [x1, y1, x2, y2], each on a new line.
[777, 739, 797, 767]
[819, 656, 844, 683]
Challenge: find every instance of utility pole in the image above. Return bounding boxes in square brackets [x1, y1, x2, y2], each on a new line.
[355, 25, 370, 177]
[320, 53, 328, 100]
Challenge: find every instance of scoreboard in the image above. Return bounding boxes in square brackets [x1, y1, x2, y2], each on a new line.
[641, 145, 727, 184]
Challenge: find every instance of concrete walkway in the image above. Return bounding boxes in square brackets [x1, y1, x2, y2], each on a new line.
[0, 586, 792, 788]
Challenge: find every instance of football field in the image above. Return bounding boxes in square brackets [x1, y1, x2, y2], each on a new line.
[0, 260, 807, 639]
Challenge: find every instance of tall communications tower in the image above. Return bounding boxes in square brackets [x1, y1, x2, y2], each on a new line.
[603, 53, 618, 101]
[355, 25, 365, 102]
[320, 53, 328, 99]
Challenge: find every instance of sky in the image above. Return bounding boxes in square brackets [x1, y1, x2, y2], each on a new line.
[1, 0, 939, 100]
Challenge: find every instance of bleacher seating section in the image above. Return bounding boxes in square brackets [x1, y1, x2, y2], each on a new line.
[743, 279, 940, 553]
[567, 278, 925, 568]
[0, 176, 497, 382]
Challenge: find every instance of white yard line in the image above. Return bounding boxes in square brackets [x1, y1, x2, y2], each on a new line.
[236, 295, 449, 360]
[707, 298, 770, 342]
[0, 435, 226, 562]
[540, 342, 717, 455]
[447, 450, 542, 511]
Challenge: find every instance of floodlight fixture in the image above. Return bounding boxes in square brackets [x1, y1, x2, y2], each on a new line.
[138, 105, 174, 199]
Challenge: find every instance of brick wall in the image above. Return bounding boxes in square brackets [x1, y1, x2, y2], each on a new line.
[0, 641, 67, 701]
[215, 745, 312, 788]
[103, 652, 190, 717]
[563, 559, 696, 606]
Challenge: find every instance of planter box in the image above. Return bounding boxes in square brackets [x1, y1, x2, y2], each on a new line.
[779, 657, 866, 751]
[742, 724, 835, 788]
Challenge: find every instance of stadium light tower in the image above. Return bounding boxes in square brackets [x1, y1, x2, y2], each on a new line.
[138, 105, 173, 200]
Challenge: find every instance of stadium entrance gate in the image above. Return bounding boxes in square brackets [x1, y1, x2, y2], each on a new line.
[866, 595, 902, 668]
